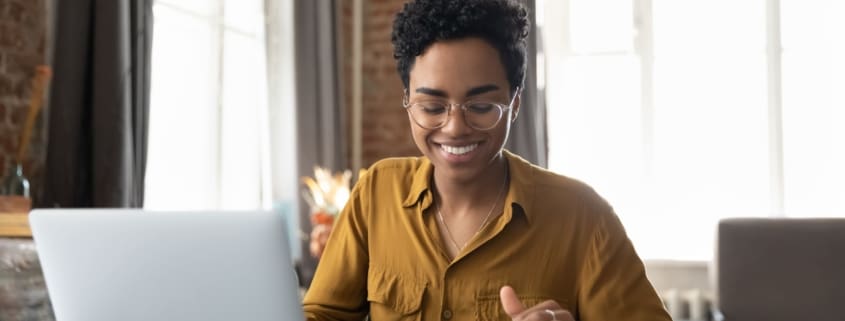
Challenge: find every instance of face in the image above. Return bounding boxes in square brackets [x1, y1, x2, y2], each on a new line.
[407, 37, 520, 182]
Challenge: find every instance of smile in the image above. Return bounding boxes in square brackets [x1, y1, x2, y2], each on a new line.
[440, 143, 479, 155]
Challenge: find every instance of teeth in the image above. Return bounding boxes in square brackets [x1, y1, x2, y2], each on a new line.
[441, 143, 478, 155]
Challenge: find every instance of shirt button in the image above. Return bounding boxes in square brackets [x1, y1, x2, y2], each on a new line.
[442, 309, 453, 320]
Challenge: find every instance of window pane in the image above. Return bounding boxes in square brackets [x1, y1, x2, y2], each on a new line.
[546, 55, 645, 236]
[781, 0, 835, 51]
[652, 54, 770, 212]
[146, 4, 220, 210]
[649, 0, 769, 260]
[158, 0, 218, 17]
[224, 0, 263, 34]
[649, 53, 770, 259]
[653, 0, 764, 54]
[544, 0, 844, 261]
[569, 0, 634, 53]
[781, 0, 845, 216]
[219, 29, 268, 209]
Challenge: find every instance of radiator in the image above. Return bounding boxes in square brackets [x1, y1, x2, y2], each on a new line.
[661, 288, 713, 321]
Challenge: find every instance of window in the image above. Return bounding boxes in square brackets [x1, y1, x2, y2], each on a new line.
[145, 0, 276, 210]
[540, 0, 845, 260]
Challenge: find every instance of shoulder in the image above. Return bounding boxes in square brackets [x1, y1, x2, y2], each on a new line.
[354, 156, 429, 194]
[366, 157, 425, 174]
[507, 152, 610, 211]
[535, 168, 608, 208]
[359, 157, 425, 184]
[339, 157, 425, 223]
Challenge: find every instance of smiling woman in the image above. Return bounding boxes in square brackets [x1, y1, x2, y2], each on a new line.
[302, 1, 672, 321]
[405, 38, 517, 185]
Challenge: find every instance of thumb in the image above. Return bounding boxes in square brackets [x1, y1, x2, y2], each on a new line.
[500, 285, 526, 317]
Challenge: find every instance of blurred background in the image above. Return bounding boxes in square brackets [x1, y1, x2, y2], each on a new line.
[0, 0, 843, 320]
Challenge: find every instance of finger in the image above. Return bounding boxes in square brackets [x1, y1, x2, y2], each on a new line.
[520, 300, 562, 313]
[517, 300, 563, 319]
[499, 285, 526, 317]
[539, 309, 575, 321]
[556, 310, 575, 321]
[514, 301, 572, 321]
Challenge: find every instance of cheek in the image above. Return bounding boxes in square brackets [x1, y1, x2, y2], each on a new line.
[493, 122, 512, 142]
[408, 121, 430, 144]
[407, 115, 420, 136]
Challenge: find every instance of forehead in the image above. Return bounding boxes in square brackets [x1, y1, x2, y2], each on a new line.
[409, 37, 509, 98]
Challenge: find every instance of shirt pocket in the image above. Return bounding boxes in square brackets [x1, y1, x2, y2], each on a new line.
[475, 294, 569, 321]
[367, 268, 425, 321]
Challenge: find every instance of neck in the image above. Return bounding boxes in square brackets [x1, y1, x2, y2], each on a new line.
[433, 155, 509, 218]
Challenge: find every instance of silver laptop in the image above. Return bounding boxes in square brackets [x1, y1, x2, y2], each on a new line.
[30, 209, 304, 321]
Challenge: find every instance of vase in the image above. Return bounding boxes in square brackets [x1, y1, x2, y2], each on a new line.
[1, 164, 30, 198]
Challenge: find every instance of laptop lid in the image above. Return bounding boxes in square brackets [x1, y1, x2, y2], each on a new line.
[30, 209, 304, 321]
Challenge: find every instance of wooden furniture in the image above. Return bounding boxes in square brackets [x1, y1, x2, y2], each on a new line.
[0, 238, 54, 320]
[0, 194, 54, 319]
[0, 212, 31, 237]
[0, 196, 33, 237]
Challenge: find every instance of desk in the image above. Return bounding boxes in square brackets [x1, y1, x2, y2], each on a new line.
[0, 238, 54, 321]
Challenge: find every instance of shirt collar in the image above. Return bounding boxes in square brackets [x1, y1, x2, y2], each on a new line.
[402, 156, 434, 208]
[503, 150, 536, 224]
[401, 150, 537, 224]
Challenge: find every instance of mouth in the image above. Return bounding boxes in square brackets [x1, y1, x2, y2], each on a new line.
[440, 143, 479, 155]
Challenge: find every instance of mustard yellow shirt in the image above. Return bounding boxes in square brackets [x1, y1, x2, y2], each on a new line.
[303, 151, 671, 321]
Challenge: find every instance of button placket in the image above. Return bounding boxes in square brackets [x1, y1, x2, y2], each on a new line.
[442, 309, 453, 320]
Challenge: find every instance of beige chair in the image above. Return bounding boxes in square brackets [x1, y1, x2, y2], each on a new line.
[716, 218, 845, 321]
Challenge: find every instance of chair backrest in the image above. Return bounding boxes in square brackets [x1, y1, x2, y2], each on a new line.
[717, 218, 845, 321]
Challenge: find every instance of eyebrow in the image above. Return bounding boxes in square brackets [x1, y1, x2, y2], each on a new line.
[414, 84, 501, 98]
[465, 84, 500, 97]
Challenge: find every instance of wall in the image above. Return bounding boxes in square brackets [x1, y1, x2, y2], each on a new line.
[341, 0, 420, 169]
[0, 0, 49, 201]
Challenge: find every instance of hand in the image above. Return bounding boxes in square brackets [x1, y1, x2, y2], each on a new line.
[500, 285, 575, 321]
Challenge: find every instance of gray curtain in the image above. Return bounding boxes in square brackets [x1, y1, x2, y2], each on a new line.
[293, 0, 345, 286]
[39, 0, 152, 208]
[506, 0, 548, 167]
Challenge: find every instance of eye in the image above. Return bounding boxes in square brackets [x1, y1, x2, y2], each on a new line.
[466, 102, 497, 114]
[416, 102, 447, 115]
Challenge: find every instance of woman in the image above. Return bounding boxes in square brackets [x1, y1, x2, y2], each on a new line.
[303, 1, 671, 320]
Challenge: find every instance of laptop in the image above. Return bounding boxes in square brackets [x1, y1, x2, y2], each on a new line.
[30, 209, 304, 321]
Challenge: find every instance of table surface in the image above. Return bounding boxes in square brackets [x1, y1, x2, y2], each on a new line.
[0, 237, 54, 321]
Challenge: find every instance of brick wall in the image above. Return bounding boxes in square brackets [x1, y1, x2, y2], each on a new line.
[0, 0, 49, 201]
[339, 0, 354, 168]
[341, 0, 420, 169]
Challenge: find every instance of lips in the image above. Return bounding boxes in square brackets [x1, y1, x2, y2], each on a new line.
[440, 143, 479, 156]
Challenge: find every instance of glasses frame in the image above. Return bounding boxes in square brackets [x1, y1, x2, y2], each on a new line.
[402, 87, 520, 131]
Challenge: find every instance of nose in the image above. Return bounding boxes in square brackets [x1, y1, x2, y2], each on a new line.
[440, 104, 473, 136]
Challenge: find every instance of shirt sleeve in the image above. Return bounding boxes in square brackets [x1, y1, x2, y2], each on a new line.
[302, 174, 371, 321]
[576, 207, 672, 321]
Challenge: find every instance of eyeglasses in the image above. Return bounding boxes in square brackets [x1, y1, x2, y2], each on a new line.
[402, 88, 518, 131]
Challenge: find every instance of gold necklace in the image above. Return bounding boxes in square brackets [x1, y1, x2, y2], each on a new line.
[436, 170, 509, 254]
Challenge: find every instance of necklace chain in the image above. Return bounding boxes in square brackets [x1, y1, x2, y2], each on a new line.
[436, 170, 509, 255]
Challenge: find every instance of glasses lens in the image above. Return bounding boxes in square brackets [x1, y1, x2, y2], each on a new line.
[408, 102, 448, 129]
[464, 102, 503, 130]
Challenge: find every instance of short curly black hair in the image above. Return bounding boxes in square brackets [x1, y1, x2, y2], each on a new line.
[391, 0, 530, 95]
